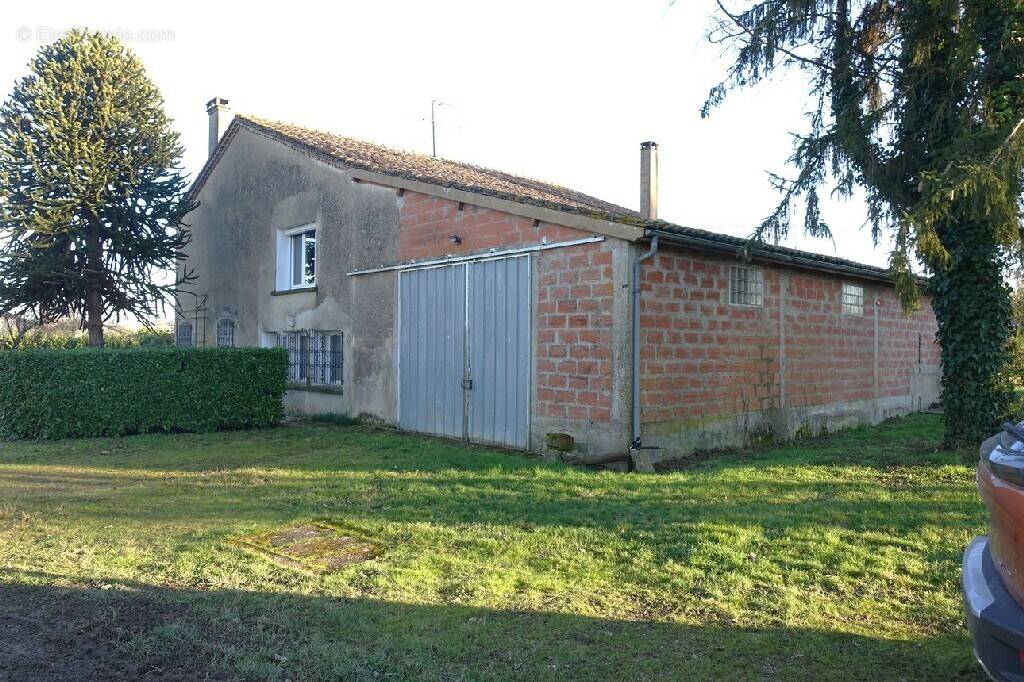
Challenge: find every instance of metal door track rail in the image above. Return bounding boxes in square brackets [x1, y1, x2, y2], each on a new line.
[346, 236, 605, 276]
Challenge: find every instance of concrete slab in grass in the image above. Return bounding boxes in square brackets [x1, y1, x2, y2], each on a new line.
[230, 522, 379, 574]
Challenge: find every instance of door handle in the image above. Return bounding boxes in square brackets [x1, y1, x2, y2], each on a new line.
[462, 378, 473, 390]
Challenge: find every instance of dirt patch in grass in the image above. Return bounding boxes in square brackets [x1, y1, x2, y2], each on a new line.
[232, 522, 379, 573]
[0, 582, 220, 681]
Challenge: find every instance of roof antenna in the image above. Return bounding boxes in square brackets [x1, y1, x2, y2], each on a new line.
[430, 100, 451, 158]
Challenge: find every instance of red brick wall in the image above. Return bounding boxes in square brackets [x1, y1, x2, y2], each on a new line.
[396, 190, 616, 426]
[535, 242, 616, 424]
[783, 273, 876, 409]
[878, 291, 941, 399]
[397, 190, 586, 261]
[639, 245, 939, 427]
[639, 251, 782, 423]
[393, 191, 939, 440]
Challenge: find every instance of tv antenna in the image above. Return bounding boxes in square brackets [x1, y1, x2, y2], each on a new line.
[429, 100, 452, 158]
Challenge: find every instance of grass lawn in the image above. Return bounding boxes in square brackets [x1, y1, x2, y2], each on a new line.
[0, 413, 987, 680]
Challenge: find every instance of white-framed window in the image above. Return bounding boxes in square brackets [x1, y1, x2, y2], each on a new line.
[841, 282, 865, 316]
[278, 330, 342, 386]
[216, 319, 235, 347]
[729, 265, 763, 306]
[176, 321, 194, 347]
[276, 224, 317, 291]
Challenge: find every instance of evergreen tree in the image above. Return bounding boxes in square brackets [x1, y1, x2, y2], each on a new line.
[0, 29, 195, 346]
[705, 0, 1024, 443]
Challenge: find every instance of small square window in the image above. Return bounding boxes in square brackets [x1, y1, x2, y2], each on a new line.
[729, 266, 763, 306]
[216, 319, 235, 347]
[841, 282, 865, 315]
[176, 321, 193, 347]
[290, 229, 316, 288]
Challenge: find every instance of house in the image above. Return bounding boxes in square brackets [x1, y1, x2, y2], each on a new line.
[176, 97, 940, 463]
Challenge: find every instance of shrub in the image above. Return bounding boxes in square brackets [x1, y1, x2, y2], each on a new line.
[0, 347, 287, 439]
[5, 326, 173, 350]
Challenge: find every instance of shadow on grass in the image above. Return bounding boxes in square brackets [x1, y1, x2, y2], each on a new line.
[0, 569, 982, 681]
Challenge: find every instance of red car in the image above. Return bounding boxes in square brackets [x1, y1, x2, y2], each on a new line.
[965, 424, 1024, 680]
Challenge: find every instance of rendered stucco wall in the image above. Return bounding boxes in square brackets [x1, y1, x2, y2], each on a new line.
[177, 128, 631, 455]
[177, 128, 401, 421]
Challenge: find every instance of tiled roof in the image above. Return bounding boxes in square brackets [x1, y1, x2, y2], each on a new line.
[207, 115, 636, 219]
[190, 114, 895, 281]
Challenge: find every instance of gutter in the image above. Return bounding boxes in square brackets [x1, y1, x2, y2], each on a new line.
[646, 228, 894, 284]
[346, 236, 605, 276]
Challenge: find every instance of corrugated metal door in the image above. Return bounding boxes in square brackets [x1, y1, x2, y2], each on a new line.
[398, 264, 466, 440]
[398, 256, 530, 449]
[467, 256, 530, 449]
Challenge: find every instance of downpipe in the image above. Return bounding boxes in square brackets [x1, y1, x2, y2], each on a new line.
[629, 235, 660, 469]
[562, 234, 660, 470]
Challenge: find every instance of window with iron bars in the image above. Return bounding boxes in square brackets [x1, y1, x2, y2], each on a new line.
[729, 265, 763, 306]
[176, 321, 194, 347]
[216, 319, 235, 347]
[278, 330, 343, 386]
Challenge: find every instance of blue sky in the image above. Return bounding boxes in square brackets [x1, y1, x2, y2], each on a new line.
[1, 0, 892, 269]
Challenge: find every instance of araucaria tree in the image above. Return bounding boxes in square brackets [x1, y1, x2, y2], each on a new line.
[0, 29, 194, 346]
[705, 0, 1024, 443]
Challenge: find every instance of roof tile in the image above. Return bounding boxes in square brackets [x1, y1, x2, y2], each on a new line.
[188, 114, 898, 281]
[237, 115, 636, 219]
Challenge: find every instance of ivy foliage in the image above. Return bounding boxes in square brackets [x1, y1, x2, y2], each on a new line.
[705, 0, 1024, 443]
[0, 30, 195, 346]
[0, 347, 287, 440]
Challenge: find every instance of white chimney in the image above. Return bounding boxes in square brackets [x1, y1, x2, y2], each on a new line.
[206, 97, 231, 157]
[640, 141, 658, 220]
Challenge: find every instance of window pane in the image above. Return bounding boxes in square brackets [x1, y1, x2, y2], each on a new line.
[311, 331, 327, 384]
[280, 329, 342, 386]
[176, 323, 193, 347]
[291, 234, 303, 287]
[329, 334, 342, 384]
[279, 332, 303, 381]
[304, 230, 316, 285]
[729, 266, 762, 306]
[216, 320, 234, 347]
[298, 334, 309, 380]
[842, 283, 864, 315]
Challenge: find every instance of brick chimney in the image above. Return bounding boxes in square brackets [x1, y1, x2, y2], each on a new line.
[206, 97, 231, 158]
[640, 141, 658, 220]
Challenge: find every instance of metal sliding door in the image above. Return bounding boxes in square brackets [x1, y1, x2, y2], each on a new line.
[398, 264, 466, 439]
[467, 256, 530, 448]
[398, 256, 530, 449]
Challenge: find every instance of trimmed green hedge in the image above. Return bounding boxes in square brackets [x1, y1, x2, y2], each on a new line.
[0, 347, 288, 439]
